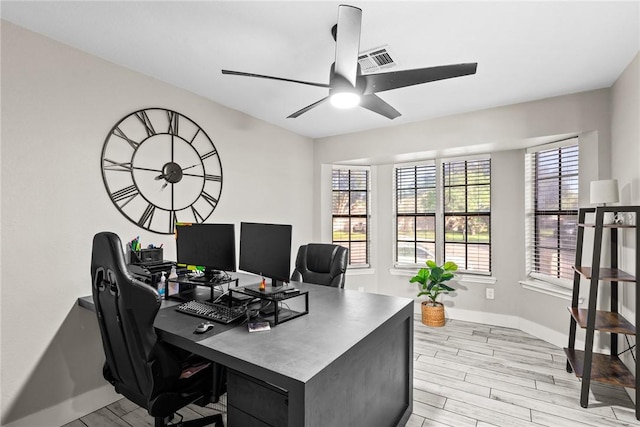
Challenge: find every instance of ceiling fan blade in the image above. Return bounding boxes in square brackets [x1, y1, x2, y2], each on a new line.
[362, 63, 478, 94]
[222, 69, 330, 89]
[359, 94, 401, 120]
[287, 96, 330, 119]
[334, 5, 362, 87]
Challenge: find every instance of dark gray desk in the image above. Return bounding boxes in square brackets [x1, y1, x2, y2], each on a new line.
[79, 273, 414, 426]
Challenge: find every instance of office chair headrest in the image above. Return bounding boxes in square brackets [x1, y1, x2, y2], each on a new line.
[305, 244, 338, 273]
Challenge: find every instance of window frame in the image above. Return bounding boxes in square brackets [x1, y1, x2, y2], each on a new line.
[393, 155, 492, 275]
[331, 166, 370, 268]
[442, 157, 492, 274]
[525, 139, 579, 285]
[394, 162, 437, 266]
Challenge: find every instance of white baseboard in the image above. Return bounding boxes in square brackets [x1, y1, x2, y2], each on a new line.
[516, 316, 574, 349]
[414, 302, 583, 349]
[1, 385, 119, 427]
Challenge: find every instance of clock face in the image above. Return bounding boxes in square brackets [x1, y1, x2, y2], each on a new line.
[101, 108, 223, 234]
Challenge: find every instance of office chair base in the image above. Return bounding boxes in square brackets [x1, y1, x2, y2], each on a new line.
[156, 413, 223, 427]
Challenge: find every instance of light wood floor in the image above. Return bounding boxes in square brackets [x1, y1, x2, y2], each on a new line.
[64, 316, 640, 427]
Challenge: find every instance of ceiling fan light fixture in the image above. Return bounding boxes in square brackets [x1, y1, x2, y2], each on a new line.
[330, 91, 361, 109]
[222, 4, 477, 120]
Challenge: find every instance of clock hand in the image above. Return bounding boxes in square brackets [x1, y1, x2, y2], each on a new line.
[155, 169, 179, 181]
[133, 166, 163, 173]
[160, 172, 177, 190]
[182, 163, 202, 172]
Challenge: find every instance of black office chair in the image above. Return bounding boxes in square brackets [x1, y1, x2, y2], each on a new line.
[290, 243, 348, 288]
[91, 232, 224, 427]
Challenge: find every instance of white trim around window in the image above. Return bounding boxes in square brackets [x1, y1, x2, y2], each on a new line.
[331, 165, 371, 268]
[392, 154, 492, 275]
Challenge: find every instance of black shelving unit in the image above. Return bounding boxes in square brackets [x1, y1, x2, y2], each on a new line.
[565, 206, 639, 418]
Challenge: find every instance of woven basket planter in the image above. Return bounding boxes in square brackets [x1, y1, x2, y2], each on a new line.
[421, 301, 445, 327]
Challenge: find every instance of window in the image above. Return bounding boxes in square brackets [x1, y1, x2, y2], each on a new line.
[332, 168, 369, 266]
[443, 158, 491, 273]
[395, 164, 437, 264]
[394, 157, 491, 274]
[526, 141, 579, 281]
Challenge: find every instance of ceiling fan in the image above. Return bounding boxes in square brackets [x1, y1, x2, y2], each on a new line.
[221, 5, 477, 120]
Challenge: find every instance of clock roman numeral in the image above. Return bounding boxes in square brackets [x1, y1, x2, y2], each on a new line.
[190, 191, 218, 222]
[111, 185, 139, 207]
[204, 174, 222, 182]
[191, 205, 205, 223]
[135, 111, 156, 137]
[138, 203, 156, 228]
[189, 128, 201, 144]
[167, 111, 179, 135]
[200, 191, 218, 208]
[102, 158, 133, 172]
[200, 149, 217, 160]
[169, 211, 178, 234]
[113, 127, 140, 150]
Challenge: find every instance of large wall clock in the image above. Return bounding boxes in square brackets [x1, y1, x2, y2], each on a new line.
[101, 108, 223, 234]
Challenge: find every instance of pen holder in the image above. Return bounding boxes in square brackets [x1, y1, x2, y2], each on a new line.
[130, 248, 163, 264]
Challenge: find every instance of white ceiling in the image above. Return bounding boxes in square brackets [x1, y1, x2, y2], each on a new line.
[2, 1, 639, 139]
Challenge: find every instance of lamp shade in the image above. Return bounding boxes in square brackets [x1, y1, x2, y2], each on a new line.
[590, 179, 619, 205]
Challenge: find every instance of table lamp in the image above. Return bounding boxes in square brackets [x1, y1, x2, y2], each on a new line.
[590, 179, 619, 223]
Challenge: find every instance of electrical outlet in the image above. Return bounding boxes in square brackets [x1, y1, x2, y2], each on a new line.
[486, 287, 495, 300]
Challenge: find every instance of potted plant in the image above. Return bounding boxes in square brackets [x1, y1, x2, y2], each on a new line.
[410, 260, 458, 327]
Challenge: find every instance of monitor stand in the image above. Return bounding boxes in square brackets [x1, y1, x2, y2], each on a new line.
[260, 302, 279, 316]
[190, 270, 221, 283]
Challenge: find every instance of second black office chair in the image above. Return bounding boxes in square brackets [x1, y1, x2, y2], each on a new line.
[290, 243, 348, 288]
[91, 232, 224, 427]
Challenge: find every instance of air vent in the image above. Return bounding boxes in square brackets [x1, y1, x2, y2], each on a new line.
[358, 46, 397, 74]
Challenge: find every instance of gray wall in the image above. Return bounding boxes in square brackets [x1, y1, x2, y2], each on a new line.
[313, 85, 615, 345]
[611, 53, 640, 378]
[1, 21, 314, 427]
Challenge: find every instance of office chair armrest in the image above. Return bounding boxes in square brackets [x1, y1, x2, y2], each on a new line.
[179, 362, 211, 379]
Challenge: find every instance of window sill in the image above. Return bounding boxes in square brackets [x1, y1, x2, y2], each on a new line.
[458, 275, 497, 285]
[519, 279, 582, 303]
[390, 268, 497, 285]
[389, 268, 415, 277]
[347, 268, 375, 276]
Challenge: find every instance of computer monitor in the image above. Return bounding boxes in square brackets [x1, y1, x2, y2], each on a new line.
[239, 222, 292, 287]
[175, 223, 236, 281]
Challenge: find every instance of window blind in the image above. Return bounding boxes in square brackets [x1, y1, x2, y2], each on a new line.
[443, 158, 491, 273]
[525, 141, 579, 281]
[332, 168, 369, 266]
[394, 164, 437, 265]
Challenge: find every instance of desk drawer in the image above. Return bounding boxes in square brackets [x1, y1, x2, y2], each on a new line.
[227, 369, 288, 427]
[228, 405, 271, 427]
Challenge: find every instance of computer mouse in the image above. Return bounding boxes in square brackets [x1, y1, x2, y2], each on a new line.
[194, 322, 215, 334]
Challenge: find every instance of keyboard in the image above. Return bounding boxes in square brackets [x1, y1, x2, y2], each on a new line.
[176, 300, 246, 324]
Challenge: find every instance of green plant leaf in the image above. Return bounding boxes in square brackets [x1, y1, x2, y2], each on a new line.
[409, 259, 457, 299]
[430, 267, 443, 282]
[443, 261, 458, 271]
[409, 268, 430, 285]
